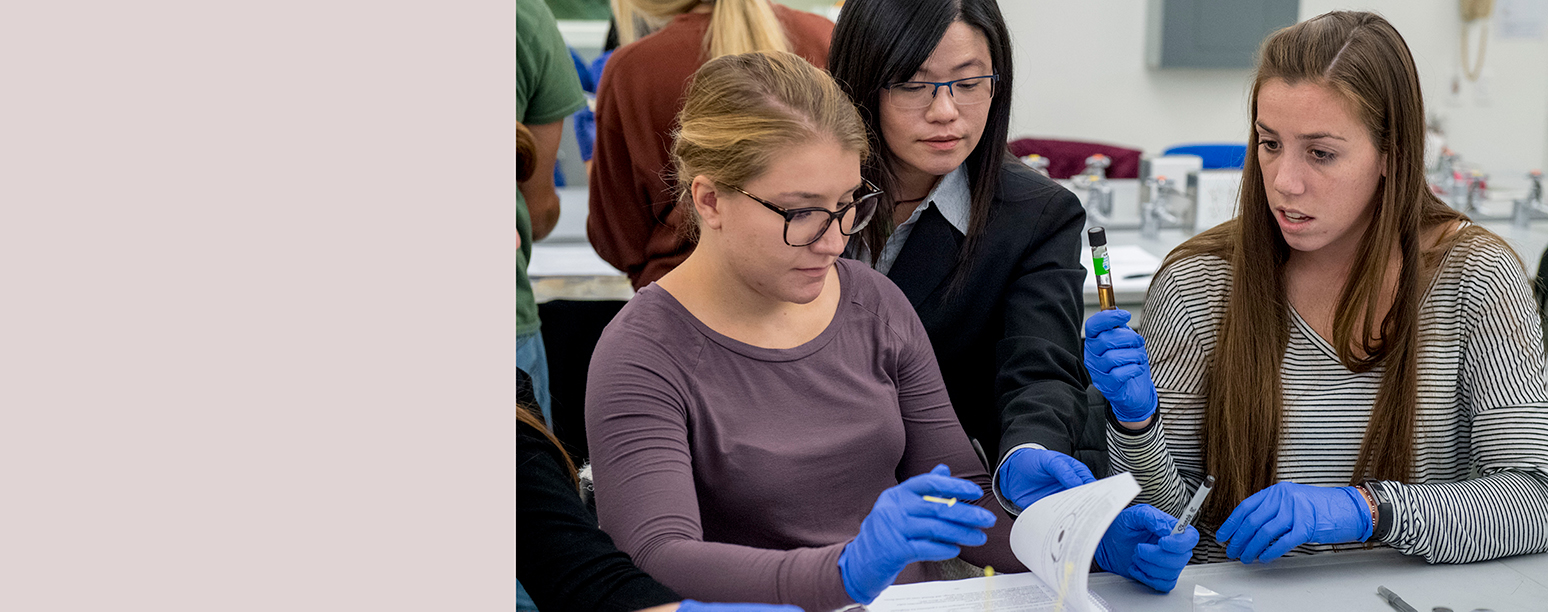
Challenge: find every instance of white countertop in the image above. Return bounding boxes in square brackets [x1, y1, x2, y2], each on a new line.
[1085, 548, 1548, 611]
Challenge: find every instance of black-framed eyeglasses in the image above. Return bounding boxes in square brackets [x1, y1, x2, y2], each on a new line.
[728, 179, 883, 247]
[881, 75, 999, 109]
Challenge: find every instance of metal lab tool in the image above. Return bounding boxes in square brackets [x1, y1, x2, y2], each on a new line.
[1378, 586, 1418, 612]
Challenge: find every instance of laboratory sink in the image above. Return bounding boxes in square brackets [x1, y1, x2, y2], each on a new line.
[1440, 186, 1541, 223]
[1059, 178, 1145, 231]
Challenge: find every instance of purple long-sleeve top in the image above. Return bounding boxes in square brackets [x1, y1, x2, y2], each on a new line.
[586, 258, 1025, 611]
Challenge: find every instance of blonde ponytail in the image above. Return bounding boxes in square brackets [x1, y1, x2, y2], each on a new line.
[706, 0, 790, 58]
[614, 0, 789, 58]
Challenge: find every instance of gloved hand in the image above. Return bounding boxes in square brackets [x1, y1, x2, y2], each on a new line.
[1215, 481, 1372, 564]
[1093, 504, 1198, 592]
[997, 447, 1096, 511]
[839, 464, 997, 604]
[677, 600, 803, 612]
[1084, 309, 1158, 423]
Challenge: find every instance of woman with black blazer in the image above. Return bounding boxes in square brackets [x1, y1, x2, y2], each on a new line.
[828, 0, 1195, 592]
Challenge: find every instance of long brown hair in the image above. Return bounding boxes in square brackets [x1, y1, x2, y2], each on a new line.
[519, 405, 579, 490]
[1159, 11, 1498, 523]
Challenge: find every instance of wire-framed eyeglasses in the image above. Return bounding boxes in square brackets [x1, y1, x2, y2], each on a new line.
[881, 75, 999, 109]
[728, 179, 883, 247]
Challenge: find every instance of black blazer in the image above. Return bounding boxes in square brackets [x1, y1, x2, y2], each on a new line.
[883, 159, 1107, 477]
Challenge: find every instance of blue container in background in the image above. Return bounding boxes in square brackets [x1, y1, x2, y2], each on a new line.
[1163, 143, 1248, 169]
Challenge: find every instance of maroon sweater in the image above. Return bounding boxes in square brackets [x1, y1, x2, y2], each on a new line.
[586, 6, 834, 290]
[585, 259, 1024, 611]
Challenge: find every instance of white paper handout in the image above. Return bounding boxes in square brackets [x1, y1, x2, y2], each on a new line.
[866, 473, 1141, 612]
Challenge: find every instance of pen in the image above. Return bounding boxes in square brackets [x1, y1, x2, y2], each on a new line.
[1172, 475, 1215, 535]
[970, 438, 992, 473]
[982, 566, 993, 612]
[1376, 586, 1418, 612]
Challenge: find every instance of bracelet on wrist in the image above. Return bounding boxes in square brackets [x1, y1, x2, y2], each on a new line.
[1359, 480, 1395, 541]
[1353, 484, 1378, 539]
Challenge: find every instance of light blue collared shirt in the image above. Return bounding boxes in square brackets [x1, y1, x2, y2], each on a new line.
[853, 166, 971, 275]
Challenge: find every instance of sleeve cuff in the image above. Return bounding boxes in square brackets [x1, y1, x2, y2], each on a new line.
[991, 443, 1047, 516]
[1105, 407, 1161, 436]
[1364, 479, 1398, 543]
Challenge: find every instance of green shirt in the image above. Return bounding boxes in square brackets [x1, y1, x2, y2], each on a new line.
[518, 0, 586, 336]
[543, 0, 610, 21]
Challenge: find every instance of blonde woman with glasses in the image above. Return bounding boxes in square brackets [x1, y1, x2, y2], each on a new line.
[588, 0, 833, 291]
[587, 51, 1029, 610]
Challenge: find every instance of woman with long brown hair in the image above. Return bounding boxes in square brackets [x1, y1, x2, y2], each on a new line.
[1086, 11, 1548, 565]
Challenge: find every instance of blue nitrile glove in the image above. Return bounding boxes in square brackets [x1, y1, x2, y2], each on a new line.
[997, 447, 1096, 511]
[838, 464, 997, 604]
[1215, 481, 1372, 564]
[1084, 309, 1158, 423]
[677, 600, 803, 612]
[1093, 504, 1199, 593]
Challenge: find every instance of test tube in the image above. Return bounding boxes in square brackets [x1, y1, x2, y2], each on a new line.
[1089, 227, 1116, 310]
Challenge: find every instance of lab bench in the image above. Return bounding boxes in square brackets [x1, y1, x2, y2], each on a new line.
[530, 185, 1548, 311]
[529, 188, 1548, 461]
[1084, 547, 1548, 612]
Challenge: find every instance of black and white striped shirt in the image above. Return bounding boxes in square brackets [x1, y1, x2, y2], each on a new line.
[1111, 234, 1548, 564]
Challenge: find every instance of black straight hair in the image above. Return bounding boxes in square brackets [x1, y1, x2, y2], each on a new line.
[828, 0, 1015, 292]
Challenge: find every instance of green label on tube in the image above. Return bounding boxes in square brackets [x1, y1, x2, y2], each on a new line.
[1093, 257, 1109, 276]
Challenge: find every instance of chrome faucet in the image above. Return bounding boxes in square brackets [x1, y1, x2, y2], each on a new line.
[1512, 170, 1546, 228]
[1433, 148, 1464, 205]
[1140, 175, 1181, 239]
[1461, 170, 1487, 215]
[1071, 154, 1114, 225]
[1022, 154, 1051, 178]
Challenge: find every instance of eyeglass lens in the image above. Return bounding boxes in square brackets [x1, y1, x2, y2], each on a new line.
[888, 76, 995, 109]
[786, 185, 879, 246]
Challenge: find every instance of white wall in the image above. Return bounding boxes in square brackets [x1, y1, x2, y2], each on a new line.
[1301, 1, 1548, 191]
[1001, 1, 1548, 191]
[1000, 2, 1255, 156]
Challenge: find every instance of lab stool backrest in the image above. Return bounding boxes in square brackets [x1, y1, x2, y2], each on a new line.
[1009, 138, 1142, 179]
[1162, 143, 1247, 170]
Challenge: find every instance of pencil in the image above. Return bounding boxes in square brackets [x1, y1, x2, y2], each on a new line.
[983, 566, 994, 612]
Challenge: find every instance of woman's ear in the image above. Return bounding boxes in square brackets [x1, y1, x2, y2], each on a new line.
[691, 175, 725, 231]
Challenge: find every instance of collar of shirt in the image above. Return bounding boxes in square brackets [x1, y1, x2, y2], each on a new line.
[851, 165, 970, 275]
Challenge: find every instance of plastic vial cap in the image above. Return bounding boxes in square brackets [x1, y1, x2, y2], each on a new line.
[1088, 227, 1107, 247]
